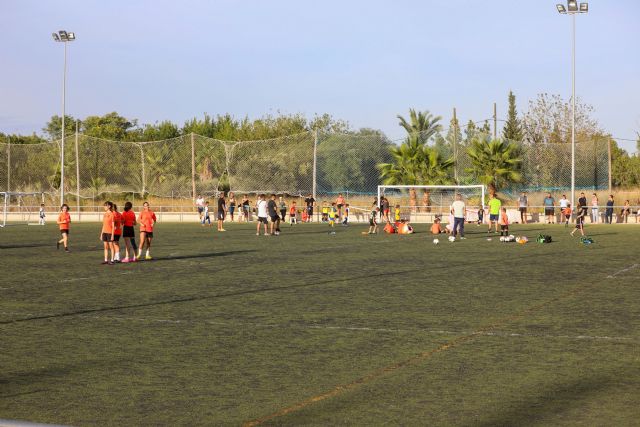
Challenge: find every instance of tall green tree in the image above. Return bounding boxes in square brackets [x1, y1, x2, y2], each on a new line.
[379, 133, 454, 211]
[397, 109, 442, 143]
[502, 90, 523, 142]
[465, 138, 522, 194]
[43, 115, 80, 141]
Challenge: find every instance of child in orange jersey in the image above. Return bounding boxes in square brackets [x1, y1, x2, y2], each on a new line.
[121, 201, 137, 262]
[138, 201, 157, 260]
[112, 204, 123, 263]
[56, 204, 71, 252]
[100, 201, 116, 265]
[498, 207, 509, 237]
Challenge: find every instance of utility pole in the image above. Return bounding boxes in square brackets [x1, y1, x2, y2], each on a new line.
[453, 108, 458, 183]
[493, 102, 497, 140]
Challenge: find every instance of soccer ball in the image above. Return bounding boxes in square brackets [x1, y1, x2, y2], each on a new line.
[448, 236, 455, 242]
[433, 238, 439, 245]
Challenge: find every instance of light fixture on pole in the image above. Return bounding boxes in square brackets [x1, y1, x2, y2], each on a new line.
[556, 2, 588, 211]
[52, 29, 76, 206]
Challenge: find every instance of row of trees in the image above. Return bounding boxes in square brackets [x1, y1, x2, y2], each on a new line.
[1, 92, 638, 195]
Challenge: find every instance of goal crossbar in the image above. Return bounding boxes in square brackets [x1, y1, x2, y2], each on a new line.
[378, 185, 486, 208]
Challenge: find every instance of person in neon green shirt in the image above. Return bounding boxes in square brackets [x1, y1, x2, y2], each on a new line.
[488, 194, 502, 233]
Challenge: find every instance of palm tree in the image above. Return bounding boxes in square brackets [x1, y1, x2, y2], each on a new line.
[397, 109, 442, 144]
[465, 138, 522, 195]
[379, 134, 454, 211]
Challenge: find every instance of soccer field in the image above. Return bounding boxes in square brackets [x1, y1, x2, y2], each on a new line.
[1, 221, 639, 426]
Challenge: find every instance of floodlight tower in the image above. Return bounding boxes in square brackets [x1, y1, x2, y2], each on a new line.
[556, 1, 588, 210]
[52, 30, 76, 206]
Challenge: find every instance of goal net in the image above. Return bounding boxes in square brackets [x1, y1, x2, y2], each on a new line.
[0, 192, 47, 227]
[377, 185, 486, 223]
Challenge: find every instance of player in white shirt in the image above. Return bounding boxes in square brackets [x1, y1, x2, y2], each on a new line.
[450, 194, 466, 240]
[256, 194, 269, 235]
[195, 195, 205, 220]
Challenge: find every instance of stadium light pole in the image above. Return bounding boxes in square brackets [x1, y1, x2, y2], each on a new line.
[52, 30, 76, 206]
[556, 1, 588, 210]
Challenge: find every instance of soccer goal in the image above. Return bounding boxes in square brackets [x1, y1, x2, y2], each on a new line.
[0, 192, 47, 227]
[377, 185, 486, 223]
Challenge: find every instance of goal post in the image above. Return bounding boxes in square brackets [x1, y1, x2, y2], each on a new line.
[0, 192, 47, 227]
[377, 185, 486, 223]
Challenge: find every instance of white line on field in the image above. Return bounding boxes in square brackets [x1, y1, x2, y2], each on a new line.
[81, 315, 637, 343]
[61, 277, 91, 283]
[607, 263, 639, 278]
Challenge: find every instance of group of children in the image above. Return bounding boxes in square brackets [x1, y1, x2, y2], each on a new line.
[55, 201, 158, 264]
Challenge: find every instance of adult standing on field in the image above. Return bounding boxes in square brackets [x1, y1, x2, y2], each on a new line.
[543, 193, 555, 224]
[304, 194, 315, 222]
[488, 193, 501, 233]
[256, 194, 268, 235]
[578, 192, 588, 217]
[518, 191, 528, 224]
[195, 195, 205, 220]
[335, 193, 345, 221]
[268, 194, 280, 235]
[591, 193, 599, 223]
[605, 194, 614, 224]
[451, 193, 466, 240]
[217, 192, 227, 232]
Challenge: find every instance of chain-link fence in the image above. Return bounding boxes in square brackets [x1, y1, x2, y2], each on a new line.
[0, 131, 610, 203]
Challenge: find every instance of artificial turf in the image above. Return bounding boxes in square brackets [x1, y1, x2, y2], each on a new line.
[1, 221, 639, 426]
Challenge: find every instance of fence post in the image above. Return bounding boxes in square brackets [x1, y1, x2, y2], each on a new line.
[191, 132, 196, 200]
[139, 143, 146, 197]
[312, 129, 318, 204]
[75, 120, 80, 219]
[6, 136, 10, 193]
[608, 137, 612, 192]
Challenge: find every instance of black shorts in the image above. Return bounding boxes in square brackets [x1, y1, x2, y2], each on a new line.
[123, 225, 135, 238]
[229, 206, 235, 214]
[545, 208, 554, 216]
[307, 207, 313, 215]
[217, 211, 225, 220]
[102, 233, 113, 242]
[337, 204, 343, 209]
[60, 229, 69, 235]
[270, 215, 279, 222]
[369, 219, 376, 226]
[142, 231, 154, 238]
[197, 207, 204, 214]
[113, 234, 121, 241]
[500, 225, 508, 231]
[519, 207, 527, 213]
[258, 217, 268, 224]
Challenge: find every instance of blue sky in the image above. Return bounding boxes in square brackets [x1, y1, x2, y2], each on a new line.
[1, 0, 638, 150]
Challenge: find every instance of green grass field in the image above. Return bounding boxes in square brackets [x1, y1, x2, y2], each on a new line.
[1, 221, 639, 426]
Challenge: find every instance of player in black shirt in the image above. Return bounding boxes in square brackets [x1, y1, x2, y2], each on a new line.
[304, 194, 315, 222]
[217, 192, 226, 232]
[268, 194, 281, 235]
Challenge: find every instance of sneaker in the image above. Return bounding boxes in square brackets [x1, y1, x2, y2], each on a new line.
[256, 233, 260, 236]
[64, 248, 70, 253]
[101, 261, 109, 265]
[121, 258, 130, 263]
[131, 257, 138, 262]
[145, 255, 153, 260]
[108, 261, 115, 265]
[219, 229, 226, 232]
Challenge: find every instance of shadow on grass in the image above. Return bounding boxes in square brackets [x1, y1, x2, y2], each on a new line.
[152, 249, 256, 262]
[475, 373, 619, 426]
[0, 243, 53, 250]
[0, 251, 557, 326]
